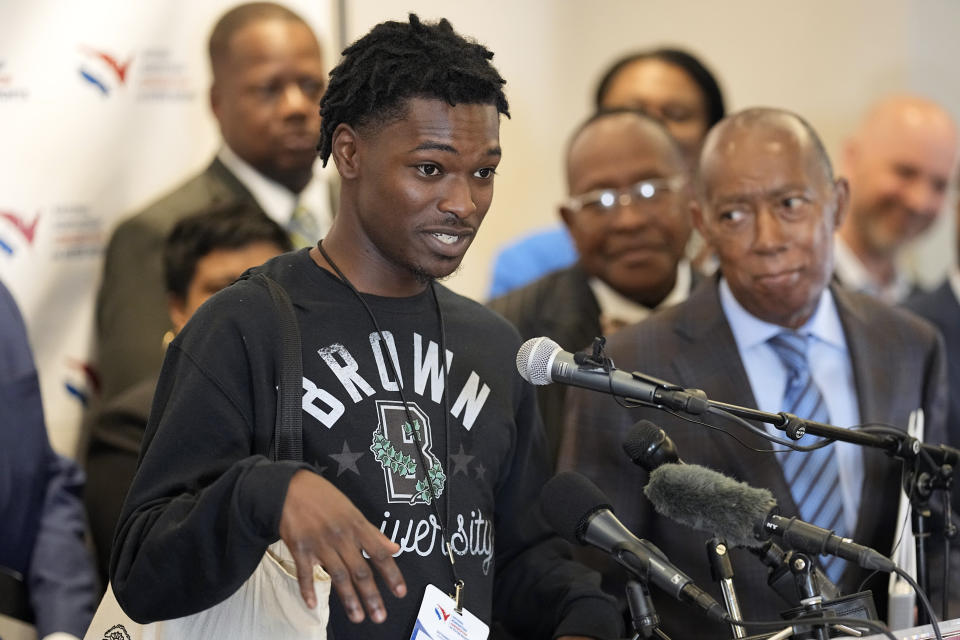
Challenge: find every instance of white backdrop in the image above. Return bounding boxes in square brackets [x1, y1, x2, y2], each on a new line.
[0, 0, 335, 457]
[4, 0, 960, 459]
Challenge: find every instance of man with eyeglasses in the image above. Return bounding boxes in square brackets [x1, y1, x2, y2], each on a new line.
[96, 3, 335, 405]
[488, 108, 694, 465]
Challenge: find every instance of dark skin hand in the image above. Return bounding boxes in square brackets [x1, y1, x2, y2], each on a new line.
[280, 471, 599, 637]
[279, 469, 406, 623]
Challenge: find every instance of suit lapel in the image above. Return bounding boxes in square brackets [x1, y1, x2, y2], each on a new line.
[832, 285, 902, 557]
[207, 157, 262, 208]
[833, 285, 892, 428]
[539, 265, 602, 353]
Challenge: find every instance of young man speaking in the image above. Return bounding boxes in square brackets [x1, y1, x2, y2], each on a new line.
[109, 15, 621, 640]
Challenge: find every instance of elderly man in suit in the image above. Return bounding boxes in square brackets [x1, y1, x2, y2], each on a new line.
[489, 109, 694, 466]
[96, 2, 333, 402]
[559, 108, 948, 638]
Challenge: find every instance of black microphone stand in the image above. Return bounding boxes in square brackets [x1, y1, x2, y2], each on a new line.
[697, 400, 956, 620]
[903, 455, 955, 623]
[786, 552, 829, 640]
[619, 356, 957, 617]
[625, 580, 671, 640]
[571, 340, 954, 623]
[706, 537, 747, 638]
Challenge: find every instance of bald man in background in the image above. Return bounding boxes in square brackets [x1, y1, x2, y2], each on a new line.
[836, 95, 958, 303]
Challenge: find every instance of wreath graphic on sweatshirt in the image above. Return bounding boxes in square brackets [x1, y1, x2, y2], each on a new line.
[370, 417, 447, 505]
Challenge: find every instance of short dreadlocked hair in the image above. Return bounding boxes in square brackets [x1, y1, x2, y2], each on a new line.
[317, 14, 509, 165]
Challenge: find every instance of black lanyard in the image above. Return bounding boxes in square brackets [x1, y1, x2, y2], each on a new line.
[315, 241, 464, 608]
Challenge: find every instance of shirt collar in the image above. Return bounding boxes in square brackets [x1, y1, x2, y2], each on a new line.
[589, 259, 692, 325]
[833, 235, 912, 304]
[217, 143, 301, 225]
[949, 264, 960, 305]
[719, 276, 846, 351]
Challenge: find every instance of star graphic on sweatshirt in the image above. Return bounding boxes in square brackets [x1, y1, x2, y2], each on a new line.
[474, 461, 487, 481]
[450, 444, 474, 477]
[330, 442, 364, 476]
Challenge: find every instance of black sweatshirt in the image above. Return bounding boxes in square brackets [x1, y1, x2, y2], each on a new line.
[110, 249, 622, 640]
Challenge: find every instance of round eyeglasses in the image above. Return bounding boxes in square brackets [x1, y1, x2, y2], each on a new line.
[563, 176, 688, 216]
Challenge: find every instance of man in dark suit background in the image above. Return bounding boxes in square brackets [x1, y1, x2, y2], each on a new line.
[906, 195, 960, 463]
[489, 109, 694, 465]
[558, 108, 948, 638]
[96, 2, 333, 403]
[905, 196, 960, 611]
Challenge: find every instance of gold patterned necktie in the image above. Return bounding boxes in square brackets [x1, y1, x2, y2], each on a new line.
[288, 202, 319, 249]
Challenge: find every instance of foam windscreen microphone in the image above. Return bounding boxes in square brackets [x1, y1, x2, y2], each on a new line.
[644, 463, 895, 572]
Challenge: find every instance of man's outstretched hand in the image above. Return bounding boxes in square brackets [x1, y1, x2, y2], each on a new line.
[279, 470, 406, 623]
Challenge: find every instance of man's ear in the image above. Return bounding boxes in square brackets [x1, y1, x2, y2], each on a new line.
[168, 294, 188, 335]
[690, 199, 707, 238]
[209, 83, 221, 121]
[840, 137, 858, 177]
[331, 123, 361, 180]
[558, 204, 575, 231]
[831, 176, 851, 230]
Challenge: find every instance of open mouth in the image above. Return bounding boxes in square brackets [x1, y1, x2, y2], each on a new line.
[432, 232, 460, 245]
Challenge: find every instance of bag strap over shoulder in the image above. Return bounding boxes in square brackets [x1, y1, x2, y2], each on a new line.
[250, 272, 303, 463]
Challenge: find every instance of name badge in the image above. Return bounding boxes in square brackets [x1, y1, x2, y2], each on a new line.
[409, 583, 489, 640]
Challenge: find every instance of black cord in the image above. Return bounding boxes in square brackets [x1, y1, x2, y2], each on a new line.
[315, 240, 461, 591]
[611, 388, 834, 452]
[944, 523, 950, 621]
[706, 405, 840, 450]
[859, 479, 915, 594]
[894, 566, 943, 640]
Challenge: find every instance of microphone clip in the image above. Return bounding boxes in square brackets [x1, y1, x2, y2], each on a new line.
[574, 336, 614, 370]
[778, 412, 807, 440]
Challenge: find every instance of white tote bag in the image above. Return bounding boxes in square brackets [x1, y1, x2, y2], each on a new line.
[86, 275, 327, 640]
[84, 540, 330, 640]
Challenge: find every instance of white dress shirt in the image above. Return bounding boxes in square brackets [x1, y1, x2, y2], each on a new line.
[589, 259, 693, 327]
[833, 236, 913, 304]
[217, 143, 333, 237]
[949, 264, 960, 305]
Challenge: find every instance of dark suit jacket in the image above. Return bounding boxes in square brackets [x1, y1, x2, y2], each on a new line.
[95, 158, 263, 402]
[906, 281, 960, 564]
[906, 280, 960, 456]
[83, 376, 156, 588]
[559, 276, 948, 638]
[488, 263, 699, 468]
[488, 264, 602, 465]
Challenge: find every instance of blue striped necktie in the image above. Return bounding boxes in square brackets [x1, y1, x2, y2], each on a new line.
[768, 331, 846, 581]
